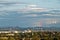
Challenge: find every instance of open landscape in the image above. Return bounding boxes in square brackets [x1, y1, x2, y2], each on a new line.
[0, 0, 60, 40]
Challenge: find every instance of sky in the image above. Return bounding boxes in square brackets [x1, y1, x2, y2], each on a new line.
[0, 0, 60, 27]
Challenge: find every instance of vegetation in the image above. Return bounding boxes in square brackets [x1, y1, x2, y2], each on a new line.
[0, 31, 60, 40]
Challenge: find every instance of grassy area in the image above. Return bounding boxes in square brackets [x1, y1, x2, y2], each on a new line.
[0, 31, 60, 40]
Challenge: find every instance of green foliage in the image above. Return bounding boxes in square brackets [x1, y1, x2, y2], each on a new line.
[0, 31, 60, 40]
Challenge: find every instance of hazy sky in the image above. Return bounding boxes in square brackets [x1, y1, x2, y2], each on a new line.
[0, 0, 60, 27]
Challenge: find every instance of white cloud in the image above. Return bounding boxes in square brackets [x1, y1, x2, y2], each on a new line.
[27, 5, 37, 7]
[42, 14, 52, 16]
[18, 4, 48, 13]
[0, 1, 60, 17]
[0, 0, 28, 12]
[41, 14, 60, 16]
[23, 14, 38, 17]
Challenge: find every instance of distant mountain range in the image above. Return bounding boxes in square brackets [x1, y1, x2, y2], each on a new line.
[0, 26, 60, 31]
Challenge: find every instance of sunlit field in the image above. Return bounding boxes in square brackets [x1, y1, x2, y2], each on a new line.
[0, 31, 60, 40]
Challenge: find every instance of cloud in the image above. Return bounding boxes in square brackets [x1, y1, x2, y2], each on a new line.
[42, 14, 60, 16]
[42, 14, 52, 16]
[0, 0, 28, 12]
[19, 4, 48, 13]
[0, 2, 27, 5]
[0, 0, 20, 3]
[23, 14, 38, 17]
[27, 5, 37, 7]
[23, 14, 60, 17]
[0, 1, 60, 17]
[0, 18, 10, 19]
[0, 4, 26, 13]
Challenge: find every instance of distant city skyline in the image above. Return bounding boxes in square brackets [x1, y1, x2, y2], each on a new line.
[0, 0, 60, 27]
